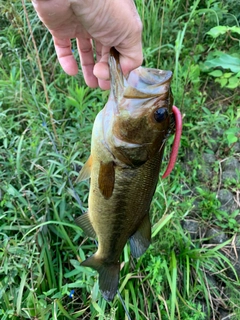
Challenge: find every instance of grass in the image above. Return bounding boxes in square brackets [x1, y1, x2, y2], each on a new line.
[0, 0, 240, 319]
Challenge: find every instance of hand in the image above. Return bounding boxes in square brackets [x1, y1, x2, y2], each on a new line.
[32, 0, 143, 90]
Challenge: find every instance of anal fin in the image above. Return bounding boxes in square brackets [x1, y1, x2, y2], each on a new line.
[129, 214, 151, 258]
[75, 212, 96, 238]
[81, 254, 120, 302]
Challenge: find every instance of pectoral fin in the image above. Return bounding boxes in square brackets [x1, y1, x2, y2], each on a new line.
[98, 161, 115, 199]
[129, 214, 151, 258]
[81, 254, 120, 302]
[75, 212, 96, 238]
[76, 156, 92, 183]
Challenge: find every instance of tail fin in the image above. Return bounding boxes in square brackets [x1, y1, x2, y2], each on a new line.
[81, 255, 120, 302]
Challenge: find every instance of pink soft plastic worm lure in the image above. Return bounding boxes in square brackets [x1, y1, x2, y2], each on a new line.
[162, 106, 182, 179]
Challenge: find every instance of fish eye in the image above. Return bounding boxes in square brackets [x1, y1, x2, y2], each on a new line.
[154, 108, 169, 122]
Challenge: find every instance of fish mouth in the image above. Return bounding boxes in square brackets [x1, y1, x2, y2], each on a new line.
[109, 48, 172, 101]
[125, 68, 172, 99]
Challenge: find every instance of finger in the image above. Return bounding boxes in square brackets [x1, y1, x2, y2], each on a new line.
[92, 43, 111, 90]
[98, 79, 110, 90]
[93, 43, 110, 80]
[93, 61, 110, 90]
[93, 61, 109, 81]
[77, 37, 98, 88]
[94, 62, 110, 90]
[53, 37, 79, 76]
[117, 41, 143, 77]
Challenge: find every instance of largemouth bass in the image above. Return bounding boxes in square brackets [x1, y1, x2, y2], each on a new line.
[76, 48, 182, 301]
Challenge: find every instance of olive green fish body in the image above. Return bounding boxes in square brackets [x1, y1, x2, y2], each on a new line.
[76, 48, 174, 301]
[89, 138, 164, 262]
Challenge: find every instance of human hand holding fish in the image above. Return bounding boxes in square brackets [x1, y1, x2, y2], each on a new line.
[75, 48, 182, 301]
[31, 0, 143, 90]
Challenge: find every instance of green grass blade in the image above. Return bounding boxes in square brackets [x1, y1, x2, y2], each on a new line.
[152, 212, 174, 238]
[16, 271, 27, 315]
[170, 250, 177, 320]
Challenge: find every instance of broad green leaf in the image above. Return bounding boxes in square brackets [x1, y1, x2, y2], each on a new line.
[226, 133, 238, 144]
[207, 26, 240, 38]
[225, 128, 238, 144]
[230, 26, 240, 35]
[223, 72, 233, 78]
[207, 26, 228, 38]
[215, 78, 228, 87]
[226, 76, 240, 89]
[209, 70, 223, 77]
[205, 53, 240, 73]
